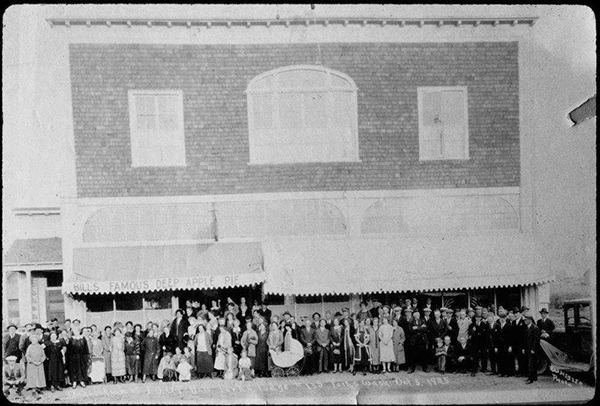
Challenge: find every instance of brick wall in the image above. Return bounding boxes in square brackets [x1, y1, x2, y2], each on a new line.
[70, 42, 520, 198]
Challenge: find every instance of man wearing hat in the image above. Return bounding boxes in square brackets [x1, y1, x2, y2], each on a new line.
[469, 313, 489, 373]
[512, 307, 528, 377]
[536, 308, 555, 340]
[3, 355, 25, 397]
[2, 324, 22, 363]
[445, 308, 459, 345]
[523, 315, 541, 384]
[406, 310, 429, 373]
[493, 309, 514, 377]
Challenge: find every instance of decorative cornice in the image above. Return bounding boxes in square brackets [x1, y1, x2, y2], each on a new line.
[46, 17, 538, 29]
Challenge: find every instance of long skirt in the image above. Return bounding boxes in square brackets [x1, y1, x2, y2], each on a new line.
[369, 342, 380, 365]
[26, 363, 46, 389]
[125, 355, 138, 375]
[68, 353, 88, 383]
[90, 357, 106, 383]
[354, 346, 370, 368]
[380, 341, 395, 363]
[102, 350, 112, 375]
[254, 349, 268, 374]
[214, 351, 227, 371]
[330, 346, 342, 364]
[195, 352, 213, 375]
[111, 351, 126, 377]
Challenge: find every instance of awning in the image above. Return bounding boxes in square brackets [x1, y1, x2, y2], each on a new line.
[3, 237, 62, 268]
[63, 242, 264, 295]
[263, 234, 554, 296]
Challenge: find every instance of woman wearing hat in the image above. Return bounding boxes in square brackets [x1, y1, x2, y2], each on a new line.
[378, 317, 395, 373]
[353, 320, 371, 376]
[44, 331, 65, 392]
[110, 327, 126, 383]
[67, 328, 89, 388]
[367, 318, 381, 373]
[25, 334, 46, 397]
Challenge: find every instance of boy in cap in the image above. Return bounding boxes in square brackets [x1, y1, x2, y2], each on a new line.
[536, 308, 555, 340]
[3, 355, 25, 397]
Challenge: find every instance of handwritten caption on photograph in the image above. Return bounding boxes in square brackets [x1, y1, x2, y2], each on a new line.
[550, 365, 584, 387]
[62, 376, 451, 399]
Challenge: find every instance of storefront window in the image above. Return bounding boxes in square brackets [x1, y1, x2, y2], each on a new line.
[143, 292, 172, 310]
[115, 293, 143, 311]
[85, 294, 113, 312]
[295, 295, 321, 304]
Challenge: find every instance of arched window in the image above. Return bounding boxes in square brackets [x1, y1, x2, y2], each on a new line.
[246, 65, 359, 164]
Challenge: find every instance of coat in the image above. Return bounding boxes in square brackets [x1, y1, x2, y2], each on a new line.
[298, 327, 317, 350]
[25, 342, 46, 389]
[367, 326, 380, 365]
[2, 333, 22, 362]
[536, 318, 556, 336]
[469, 321, 489, 349]
[378, 323, 395, 362]
[159, 332, 177, 357]
[241, 328, 258, 357]
[428, 318, 448, 343]
[392, 326, 406, 365]
[523, 324, 541, 352]
[254, 330, 269, 373]
[110, 336, 126, 377]
[141, 336, 160, 375]
[67, 336, 89, 383]
[43, 339, 65, 386]
[101, 334, 112, 374]
[170, 318, 190, 350]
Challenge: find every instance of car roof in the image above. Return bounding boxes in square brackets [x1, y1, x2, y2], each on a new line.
[563, 298, 592, 305]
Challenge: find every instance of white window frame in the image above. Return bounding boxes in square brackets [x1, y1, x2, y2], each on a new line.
[417, 86, 469, 161]
[128, 90, 186, 167]
[246, 65, 360, 165]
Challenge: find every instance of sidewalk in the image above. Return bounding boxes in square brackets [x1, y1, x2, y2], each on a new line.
[6, 371, 595, 404]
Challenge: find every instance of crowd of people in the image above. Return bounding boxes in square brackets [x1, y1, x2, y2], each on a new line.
[3, 296, 554, 398]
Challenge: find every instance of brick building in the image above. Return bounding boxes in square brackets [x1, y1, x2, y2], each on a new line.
[49, 13, 553, 325]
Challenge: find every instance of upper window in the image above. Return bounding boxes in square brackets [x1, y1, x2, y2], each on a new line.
[417, 87, 469, 161]
[128, 90, 186, 167]
[246, 66, 359, 164]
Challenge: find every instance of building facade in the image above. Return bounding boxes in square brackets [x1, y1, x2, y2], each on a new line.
[51, 14, 553, 326]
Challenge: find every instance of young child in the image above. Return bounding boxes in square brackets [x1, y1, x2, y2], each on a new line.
[171, 346, 184, 368]
[223, 347, 239, 380]
[3, 355, 25, 397]
[157, 352, 177, 382]
[237, 351, 253, 381]
[124, 333, 140, 382]
[435, 336, 449, 374]
[176, 357, 193, 382]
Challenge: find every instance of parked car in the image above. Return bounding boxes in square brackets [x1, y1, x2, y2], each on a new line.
[538, 298, 595, 384]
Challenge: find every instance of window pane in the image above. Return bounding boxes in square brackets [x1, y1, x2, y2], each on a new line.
[279, 93, 303, 129]
[421, 91, 443, 126]
[441, 91, 465, 126]
[304, 93, 327, 129]
[331, 74, 353, 89]
[332, 92, 354, 127]
[278, 69, 326, 89]
[253, 94, 273, 129]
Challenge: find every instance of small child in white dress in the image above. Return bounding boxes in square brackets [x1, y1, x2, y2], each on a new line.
[176, 358, 193, 382]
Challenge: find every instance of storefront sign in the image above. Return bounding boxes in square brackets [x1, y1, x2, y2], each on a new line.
[64, 270, 265, 295]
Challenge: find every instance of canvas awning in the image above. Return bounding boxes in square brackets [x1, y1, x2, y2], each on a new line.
[63, 242, 264, 295]
[262, 234, 553, 296]
[3, 237, 62, 268]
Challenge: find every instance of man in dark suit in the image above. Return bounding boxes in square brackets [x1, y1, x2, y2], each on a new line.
[536, 308, 555, 340]
[523, 315, 541, 384]
[446, 308, 459, 345]
[469, 314, 489, 373]
[453, 336, 477, 376]
[298, 318, 317, 375]
[2, 325, 22, 363]
[170, 309, 189, 350]
[493, 310, 514, 377]
[512, 307, 528, 377]
[407, 310, 429, 373]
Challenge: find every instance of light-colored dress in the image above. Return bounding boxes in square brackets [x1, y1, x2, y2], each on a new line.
[101, 334, 112, 374]
[214, 330, 232, 371]
[378, 323, 395, 363]
[110, 335, 126, 377]
[392, 326, 406, 365]
[89, 336, 106, 383]
[25, 342, 46, 389]
[367, 326, 380, 365]
[223, 353, 239, 380]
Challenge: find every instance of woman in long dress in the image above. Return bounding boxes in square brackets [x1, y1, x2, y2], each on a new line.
[100, 326, 112, 383]
[141, 329, 160, 382]
[378, 317, 395, 373]
[44, 331, 65, 392]
[329, 317, 343, 373]
[367, 318, 381, 373]
[254, 323, 269, 377]
[213, 325, 232, 378]
[193, 324, 213, 378]
[353, 321, 371, 376]
[240, 320, 258, 370]
[26, 334, 47, 396]
[89, 331, 106, 383]
[159, 326, 177, 359]
[341, 318, 355, 373]
[68, 329, 89, 388]
[266, 322, 283, 374]
[391, 318, 406, 372]
[110, 328, 126, 383]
